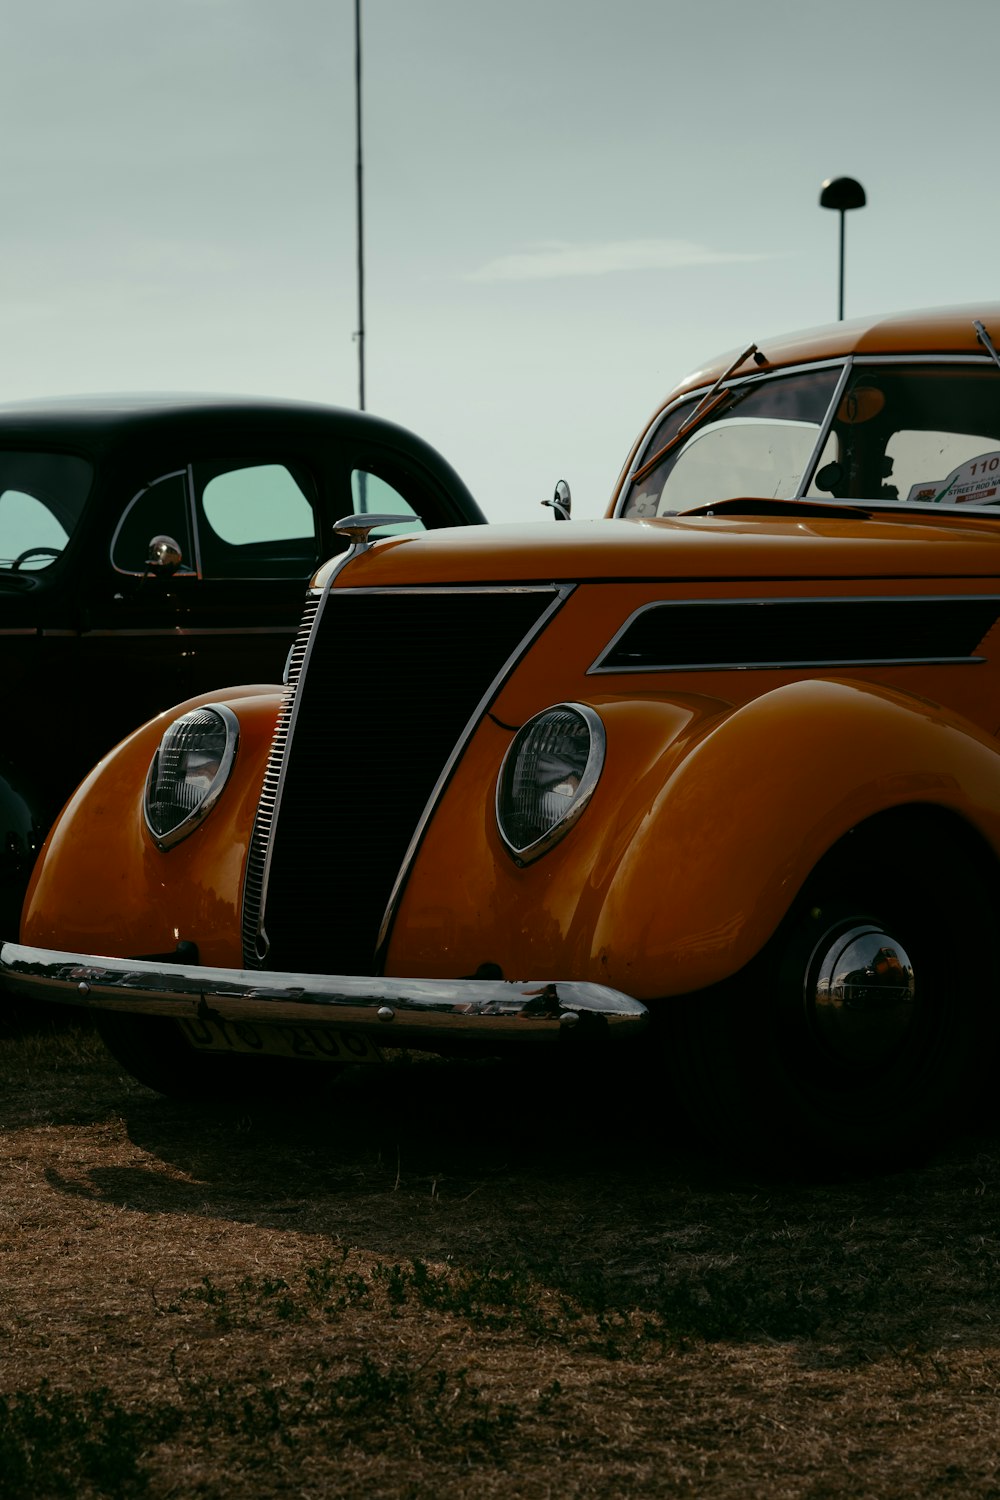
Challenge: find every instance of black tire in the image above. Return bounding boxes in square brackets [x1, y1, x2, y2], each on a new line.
[94, 1012, 343, 1103]
[664, 816, 995, 1169]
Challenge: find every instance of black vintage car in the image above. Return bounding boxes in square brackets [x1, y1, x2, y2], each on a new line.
[0, 394, 485, 932]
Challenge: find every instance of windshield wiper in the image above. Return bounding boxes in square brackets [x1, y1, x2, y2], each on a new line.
[974, 319, 1000, 372]
[630, 341, 769, 485]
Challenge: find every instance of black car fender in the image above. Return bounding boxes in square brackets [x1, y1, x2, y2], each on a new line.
[0, 762, 50, 938]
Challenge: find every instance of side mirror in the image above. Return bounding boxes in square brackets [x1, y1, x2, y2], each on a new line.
[145, 535, 184, 575]
[541, 479, 571, 521]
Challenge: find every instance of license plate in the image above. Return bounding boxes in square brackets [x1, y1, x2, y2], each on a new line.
[177, 1015, 383, 1065]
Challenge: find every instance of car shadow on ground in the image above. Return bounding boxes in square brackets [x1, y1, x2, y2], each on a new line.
[23, 1040, 1000, 1353]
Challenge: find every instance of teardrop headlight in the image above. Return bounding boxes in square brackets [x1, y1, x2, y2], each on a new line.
[496, 703, 605, 863]
[143, 704, 239, 850]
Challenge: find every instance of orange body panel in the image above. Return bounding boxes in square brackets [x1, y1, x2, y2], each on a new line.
[22, 687, 282, 965]
[387, 675, 1000, 997]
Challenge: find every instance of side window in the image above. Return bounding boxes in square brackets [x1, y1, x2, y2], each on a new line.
[350, 470, 425, 537]
[0, 451, 93, 571]
[0, 491, 69, 568]
[817, 367, 1000, 505]
[111, 472, 195, 576]
[197, 463, 320, 578]
[886, 431, 1000, 504]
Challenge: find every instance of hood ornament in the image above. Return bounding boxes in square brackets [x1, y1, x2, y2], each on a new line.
[333, 513, 415, 553]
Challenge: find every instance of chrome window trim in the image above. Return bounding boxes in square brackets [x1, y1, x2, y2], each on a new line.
[848, 353, 996, 367]
[110, 467, 200, 579]
[795, 356, 853, 498]
[73, 624, 291, 639]
[113, 462, 325, 583]
[142, 702, 240, 851]
[186, 462, 203, 578]
[588, 593, 1000, 675]
[495, 701, 607, 865]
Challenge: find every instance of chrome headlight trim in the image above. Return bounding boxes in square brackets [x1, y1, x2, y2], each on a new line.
[143, 703, 240, 851]
[496, 702, 605, 864]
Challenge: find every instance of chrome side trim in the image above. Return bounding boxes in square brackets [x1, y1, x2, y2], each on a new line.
[589, 593, 1000, 674]
[72, 626, 291, 639]
[0, 942, 649, 1044]
[593, 655, 984, 675]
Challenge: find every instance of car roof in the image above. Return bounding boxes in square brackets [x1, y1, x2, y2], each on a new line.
[0, 392, 435, 452]
[672, 303, 1000, 397]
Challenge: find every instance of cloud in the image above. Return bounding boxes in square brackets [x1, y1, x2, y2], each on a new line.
[465, 237, 776, 283]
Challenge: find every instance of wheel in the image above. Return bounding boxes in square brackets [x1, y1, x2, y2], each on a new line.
[10, 546, 62, 570]
[94, 1012, 343, 1103]
[664, 818, 994, 1169]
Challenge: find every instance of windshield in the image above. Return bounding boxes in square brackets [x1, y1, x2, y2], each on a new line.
[621, 360, 1000, 518]
[623, 368, 841, 517]
[0, 452, 93, 570]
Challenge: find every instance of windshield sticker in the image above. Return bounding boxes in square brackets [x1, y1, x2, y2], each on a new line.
[907, 450, 1000, 505]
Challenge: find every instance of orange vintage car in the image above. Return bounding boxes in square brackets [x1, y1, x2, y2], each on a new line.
[6, 304, 1000, 1167]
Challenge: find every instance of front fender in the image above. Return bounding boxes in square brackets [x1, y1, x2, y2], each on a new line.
[588, 677, 1000, 994]
[21, 686, 284, 964]
[0, 762, 49, 939]
[390, 678, 1000, 998]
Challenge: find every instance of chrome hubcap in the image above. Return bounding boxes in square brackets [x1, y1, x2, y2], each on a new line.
[806, 921, 916, 1068]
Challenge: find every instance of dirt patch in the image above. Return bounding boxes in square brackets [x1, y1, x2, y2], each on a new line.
[2, 1020, 1000, 1497]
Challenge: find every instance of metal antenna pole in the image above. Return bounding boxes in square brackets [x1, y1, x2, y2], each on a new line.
[354, 0, 366, 410]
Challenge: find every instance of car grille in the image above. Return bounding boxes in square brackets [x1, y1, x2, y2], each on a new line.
[242, 585, 562, 975]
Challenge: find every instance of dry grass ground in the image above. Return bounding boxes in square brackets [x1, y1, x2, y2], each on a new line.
[1, 1016, 999, 1498]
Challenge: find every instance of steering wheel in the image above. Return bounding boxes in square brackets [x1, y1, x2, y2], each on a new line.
[10, 546, 62, 571]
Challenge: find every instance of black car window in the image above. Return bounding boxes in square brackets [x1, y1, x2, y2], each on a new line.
[111, 471, 196, 576]
[350, 469, 426, 537]
[0, 451, 92, 570]
[196, 462, 320, 579]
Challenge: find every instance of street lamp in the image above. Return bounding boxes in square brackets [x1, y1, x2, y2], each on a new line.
[819, 176, 866, 322]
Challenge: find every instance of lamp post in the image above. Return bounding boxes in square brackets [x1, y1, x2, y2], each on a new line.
[819, 176, 866, 321]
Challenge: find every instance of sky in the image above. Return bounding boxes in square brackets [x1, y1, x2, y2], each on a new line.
[3, 0, 999, 523]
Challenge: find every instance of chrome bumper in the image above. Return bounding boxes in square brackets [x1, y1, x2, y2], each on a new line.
[0, 942, 649, 1045]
